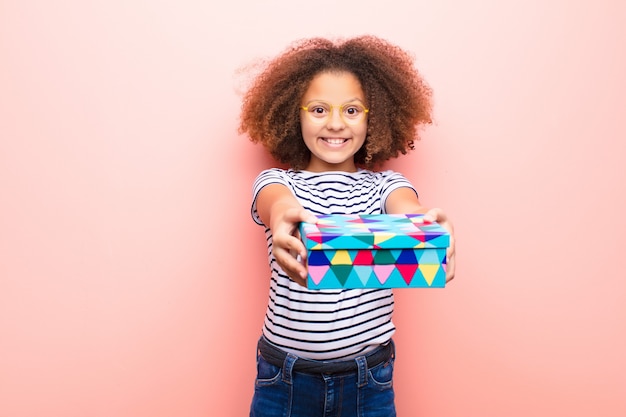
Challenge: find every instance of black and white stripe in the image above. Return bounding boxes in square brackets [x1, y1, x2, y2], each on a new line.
[251, 168, 417, 360]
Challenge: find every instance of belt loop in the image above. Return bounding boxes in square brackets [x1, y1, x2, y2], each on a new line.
[282, 352, 298, 385]
[355, 355, 368, 388]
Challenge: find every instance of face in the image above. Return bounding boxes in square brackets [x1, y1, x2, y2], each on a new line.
[300, 71, 368, 172]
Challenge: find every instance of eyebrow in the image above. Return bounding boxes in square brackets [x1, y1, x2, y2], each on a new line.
[302, 98, 366, 105]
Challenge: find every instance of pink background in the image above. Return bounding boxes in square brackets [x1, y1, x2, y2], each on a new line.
[1, 1, 625, 416]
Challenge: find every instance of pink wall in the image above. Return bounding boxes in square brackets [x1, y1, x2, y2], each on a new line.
[1, 1, 625, 416]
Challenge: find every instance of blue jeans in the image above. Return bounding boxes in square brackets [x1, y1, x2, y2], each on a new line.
[249, 341, 396, 417]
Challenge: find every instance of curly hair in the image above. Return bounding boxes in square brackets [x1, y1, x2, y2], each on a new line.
[238, 35, 433, 170]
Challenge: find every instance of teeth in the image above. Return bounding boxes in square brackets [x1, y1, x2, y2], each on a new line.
[325, 138, 346, 144]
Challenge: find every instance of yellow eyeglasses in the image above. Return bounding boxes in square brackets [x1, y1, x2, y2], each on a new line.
[301, 101, 369, 125]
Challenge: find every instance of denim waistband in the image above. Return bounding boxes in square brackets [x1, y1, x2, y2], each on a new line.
[257, 336, 394, 375]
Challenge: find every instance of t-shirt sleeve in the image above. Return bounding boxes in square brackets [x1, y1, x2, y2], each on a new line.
[251, 168, 290, 226]
[379, 170, 418, 213]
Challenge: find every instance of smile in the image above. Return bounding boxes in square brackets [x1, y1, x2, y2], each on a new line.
[322, 137, 348, 145]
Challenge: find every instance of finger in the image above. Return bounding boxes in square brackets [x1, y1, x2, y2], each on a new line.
[277, 235, 308, 267]
[423, 207, 444, 223]
[288, 234, 309, 262]
[288, 271, 308, 287]
[445, 251, 456, 282]
[276, 247, 309, 286]
[427, 211, 455, 237]
[445, 240, 456, 282]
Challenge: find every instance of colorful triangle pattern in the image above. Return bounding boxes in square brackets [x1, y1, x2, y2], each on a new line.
[300, 213, 450, 250]
[300, 214, 450, 289]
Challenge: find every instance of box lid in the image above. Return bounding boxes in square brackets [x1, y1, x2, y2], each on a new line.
[299, 213, 450, 250]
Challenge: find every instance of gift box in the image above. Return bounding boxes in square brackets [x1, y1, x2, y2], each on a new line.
[299, 213, 450, 289]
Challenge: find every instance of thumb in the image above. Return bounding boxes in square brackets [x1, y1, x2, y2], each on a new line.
[423, 207, 443, 223]
[299, 209, 317, 224]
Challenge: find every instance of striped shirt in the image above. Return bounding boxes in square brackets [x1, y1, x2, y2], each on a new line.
[251, 168, 417, 360]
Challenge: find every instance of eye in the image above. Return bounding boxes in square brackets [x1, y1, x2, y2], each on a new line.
[343, 105, 364, 117]
[306, 104, 330, 117]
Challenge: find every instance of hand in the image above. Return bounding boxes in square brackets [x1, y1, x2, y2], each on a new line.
[270, 207, 317, 287]
[423, 208, 456, 283]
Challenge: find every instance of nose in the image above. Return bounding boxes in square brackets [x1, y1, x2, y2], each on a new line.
[326, 106, 346, 130]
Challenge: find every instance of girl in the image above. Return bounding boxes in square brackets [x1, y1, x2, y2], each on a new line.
[239, 35, 456, 417]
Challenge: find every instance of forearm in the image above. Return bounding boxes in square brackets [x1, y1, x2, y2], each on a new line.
[257, 184, 303, 229]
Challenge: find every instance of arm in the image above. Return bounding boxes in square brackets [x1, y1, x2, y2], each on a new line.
[256, 183, 317, 287]
[386, 187, 456, 282]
